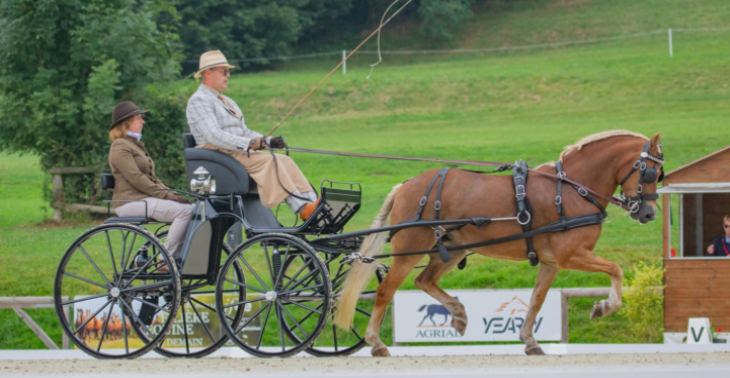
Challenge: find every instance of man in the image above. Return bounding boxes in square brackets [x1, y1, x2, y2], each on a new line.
[707, 215, 730, 256]
[186, 50, 319, 219]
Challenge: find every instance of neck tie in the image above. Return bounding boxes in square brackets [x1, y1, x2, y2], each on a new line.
[218, 94, 242, 120]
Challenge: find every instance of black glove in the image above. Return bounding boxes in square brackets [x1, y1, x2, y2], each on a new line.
[269, 135, 287, 149]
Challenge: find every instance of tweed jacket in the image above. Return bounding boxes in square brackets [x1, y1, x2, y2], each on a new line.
[108, 136, 168, 207]
[186, 84, 265, 151]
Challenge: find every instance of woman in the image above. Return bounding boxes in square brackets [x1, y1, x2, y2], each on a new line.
[707, 215, 730, 256]
[108, 101, 192, 270]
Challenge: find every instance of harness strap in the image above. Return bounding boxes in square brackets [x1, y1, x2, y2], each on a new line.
[555, 161, 568, 229]
[373, 213, 605, 260]
[513, 160, 539, 266]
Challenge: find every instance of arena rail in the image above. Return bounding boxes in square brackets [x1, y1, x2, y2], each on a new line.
[0, 297, 70, 350]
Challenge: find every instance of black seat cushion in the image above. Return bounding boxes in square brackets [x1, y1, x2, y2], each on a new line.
[184, 148, 250, 194]
[104, 217, 148, 224]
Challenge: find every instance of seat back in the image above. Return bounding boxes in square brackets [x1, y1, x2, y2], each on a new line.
[100, 173, 115, 190]
[182, 133, 250, 194]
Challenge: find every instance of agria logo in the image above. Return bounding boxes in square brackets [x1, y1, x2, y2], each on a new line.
[414, 298, 463, 339]
[482, 296, 542, 335]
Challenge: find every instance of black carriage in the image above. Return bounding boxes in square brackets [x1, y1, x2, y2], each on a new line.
[54, 134, 382, 359]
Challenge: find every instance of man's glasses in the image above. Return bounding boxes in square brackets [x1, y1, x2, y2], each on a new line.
[725, 225, 730, 229]
[213, 68, 230, 76]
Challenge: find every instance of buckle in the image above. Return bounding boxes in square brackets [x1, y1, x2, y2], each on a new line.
[434, 200, 441, 211]
[419, 196, 427, 206]
[577, 187, 588, 197]
[637, 184, 643, 194]
[515, 185, 526, 199]
[633, 160, 641, 169]
[557, 171, 567, 179]
[555, 195, 562, 205]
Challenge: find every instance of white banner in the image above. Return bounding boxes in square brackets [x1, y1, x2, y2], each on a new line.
[393, 289, 561, 343]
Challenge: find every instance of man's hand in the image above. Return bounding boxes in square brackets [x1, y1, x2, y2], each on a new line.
[269, 135, 287, 149]
[708, 245, 715, 255]
[249, 137, 267, 151]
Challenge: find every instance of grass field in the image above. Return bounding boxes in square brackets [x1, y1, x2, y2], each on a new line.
[1, 0, 729, 350]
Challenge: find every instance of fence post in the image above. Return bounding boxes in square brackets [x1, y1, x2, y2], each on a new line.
[342, 50, 347, 75]
[52, 174, 64, 221]
[668, 28, 673, 57]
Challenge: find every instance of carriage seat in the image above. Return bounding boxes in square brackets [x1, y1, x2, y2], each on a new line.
[183, 133, 254, 195]
[100, 173, 154, 224]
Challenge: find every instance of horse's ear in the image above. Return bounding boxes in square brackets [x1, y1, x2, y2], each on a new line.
[650, 132, 661, 145]
[650, 132, 662, 154]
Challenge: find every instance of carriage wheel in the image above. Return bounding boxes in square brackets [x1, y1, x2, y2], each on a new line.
[146, 232, 246, 358]
[54, 224, 181, 359]
[216, 233, 332, 358]
[282, 254, 385, 357]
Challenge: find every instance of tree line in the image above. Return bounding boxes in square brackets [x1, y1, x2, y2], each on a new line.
[0, 0, 473, 207]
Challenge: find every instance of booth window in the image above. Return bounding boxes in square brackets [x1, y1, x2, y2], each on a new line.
[678, 193, 730, 257]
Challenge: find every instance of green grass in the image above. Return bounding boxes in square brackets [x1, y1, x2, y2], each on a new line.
[2, 0, 730, 350]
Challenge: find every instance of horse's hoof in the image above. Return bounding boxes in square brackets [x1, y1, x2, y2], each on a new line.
[525, 346, 545, 356]
[452, 318, 467, 336]
[371, 346, 391, 357]
[590, 300, 606, 319]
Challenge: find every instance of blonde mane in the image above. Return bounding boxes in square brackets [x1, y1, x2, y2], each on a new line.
[559, 130, 647, 162]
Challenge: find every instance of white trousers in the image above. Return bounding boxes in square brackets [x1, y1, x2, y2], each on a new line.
[115, 198, 194, 258]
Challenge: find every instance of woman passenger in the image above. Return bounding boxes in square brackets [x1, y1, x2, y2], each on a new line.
[108, 101, 192, 271]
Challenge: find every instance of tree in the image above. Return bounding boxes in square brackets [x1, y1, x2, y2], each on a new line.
[0, 0, 186, 204]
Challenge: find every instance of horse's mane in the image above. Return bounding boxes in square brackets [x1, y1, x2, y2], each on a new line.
[559, 130, 647, 162]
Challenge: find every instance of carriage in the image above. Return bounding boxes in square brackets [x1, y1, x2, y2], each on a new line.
[55, 131, 665, 359]
[54, 133, 384, 359]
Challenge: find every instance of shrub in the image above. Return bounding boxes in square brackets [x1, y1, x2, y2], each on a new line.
[621, 261, 665, 343]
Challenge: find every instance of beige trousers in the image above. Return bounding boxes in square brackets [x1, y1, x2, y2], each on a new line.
[198, 144, 313, 208]
[115, 198, 194, 258]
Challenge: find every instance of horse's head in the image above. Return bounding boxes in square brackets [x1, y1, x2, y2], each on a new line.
[616, 133, 664, 224]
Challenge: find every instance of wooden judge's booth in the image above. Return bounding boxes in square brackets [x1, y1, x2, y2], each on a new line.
[659, 146, 730, 333]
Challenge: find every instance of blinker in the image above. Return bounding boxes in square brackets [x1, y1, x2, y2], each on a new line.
[643, 167, 658, 183]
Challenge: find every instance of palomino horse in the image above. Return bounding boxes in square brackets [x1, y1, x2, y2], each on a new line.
[334, 130, 663, 356]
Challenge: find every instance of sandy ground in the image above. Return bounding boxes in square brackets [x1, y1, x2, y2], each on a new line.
[2, 353, 730, 376]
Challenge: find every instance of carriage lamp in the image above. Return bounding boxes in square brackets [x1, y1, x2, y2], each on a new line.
[190, 166, 216, 194]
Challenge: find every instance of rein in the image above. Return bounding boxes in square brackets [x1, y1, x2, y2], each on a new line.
[271, 146, 629, 210]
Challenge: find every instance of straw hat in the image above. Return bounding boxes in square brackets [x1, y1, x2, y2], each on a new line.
[110, 101, 148, 129]
[194, 50, 236, 79]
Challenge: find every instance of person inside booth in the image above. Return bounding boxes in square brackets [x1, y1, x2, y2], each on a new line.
[707, 215, 730, 256]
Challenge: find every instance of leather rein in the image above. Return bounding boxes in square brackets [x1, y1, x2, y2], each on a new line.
[269, 145, 664, 212]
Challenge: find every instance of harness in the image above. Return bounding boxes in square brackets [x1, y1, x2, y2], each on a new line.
[615, 140, 665, 214]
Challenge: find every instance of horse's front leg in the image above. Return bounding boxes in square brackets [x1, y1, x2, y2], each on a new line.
[520, 262, 560, 355]
[560, 248, 624, 319]
[413, 250, 468, 335]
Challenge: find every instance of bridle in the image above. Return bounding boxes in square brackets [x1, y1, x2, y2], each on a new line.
[615, 140, 665, 214]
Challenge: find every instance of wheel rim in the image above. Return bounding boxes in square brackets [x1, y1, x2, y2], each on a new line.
[216, 234, 331, 357]
[54, 225, 180, 358]
[152, 232, 246, 357]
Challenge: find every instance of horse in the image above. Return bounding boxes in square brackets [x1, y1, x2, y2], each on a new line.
[419, 297, 459, 326]
[334, 130, 664, 357]
[74, 308, 87, 341]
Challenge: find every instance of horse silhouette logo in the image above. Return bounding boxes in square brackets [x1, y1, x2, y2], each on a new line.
[417, 297, 459, 327]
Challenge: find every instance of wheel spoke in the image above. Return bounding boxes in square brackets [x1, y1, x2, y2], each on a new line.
[181, 301, 190, 354]
[277, 302, 309, 339]
[123, 294, 170, 313]
[73, 299, 112, 336]
[355, 307, 372, 317]
[224, 278, 266, 294]
[191, 297, 235, 323]
[333, 323, 339, 351]
[280, 258, 310, 293]
[280, 284, 325, 296]
[105, 230, 119, 280]
[235, 302, 270, 334]
[351, 326, 362, 340]
[263, 242, 275, 283]
[296, 302, 324, 325]
[256, 303, 274, 350]
[78, 245, 112, 287]
[222, 296, 266, 309]
[63, 271, 109, 290]
[62, 293, 110, 307]
[96, 302, 115, 352]
[123, 250, 162, 285]
[121, 303, 129, 354]
[189, 299, 216, 343]
[273, 243, 291, 290]
[120, 280, 173, 293]
[237, 253, 270, 291]
[120, 231, 137, 279]
[279, 297, 322, 314]
[118, 297, 155, 340]
[275, 303, 286, 352]
[283, 266, 321, 294]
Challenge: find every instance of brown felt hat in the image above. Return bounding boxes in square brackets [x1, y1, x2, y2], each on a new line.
[110, 101, 148, 129]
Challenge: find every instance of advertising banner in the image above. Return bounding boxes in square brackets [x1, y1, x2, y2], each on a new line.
[72, 294, 260, 350]
[393, 289, 561, 343]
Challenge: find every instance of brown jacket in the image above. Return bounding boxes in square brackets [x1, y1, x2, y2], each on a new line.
[108, 136, 168, 207]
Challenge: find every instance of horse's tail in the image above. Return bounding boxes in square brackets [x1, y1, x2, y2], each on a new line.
[417, 305, 427, 312]
[333, 183, 402, 330]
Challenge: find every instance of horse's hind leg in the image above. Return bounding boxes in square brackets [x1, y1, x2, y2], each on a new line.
[561, 247, 624, 319]
[520, 262, 560, 355]
[413, 250, 468, 335]
[365, 253, 423, 357]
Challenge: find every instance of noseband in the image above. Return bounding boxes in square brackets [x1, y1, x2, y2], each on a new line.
[616, 140, 665, 213]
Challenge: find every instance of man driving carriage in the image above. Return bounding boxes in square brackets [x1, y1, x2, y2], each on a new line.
[186, 50, 320, 220]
